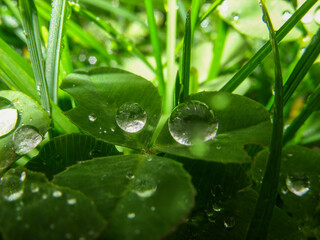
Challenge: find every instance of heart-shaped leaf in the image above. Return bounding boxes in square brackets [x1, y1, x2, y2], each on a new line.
[0, 167, 106, 240]
[154, 92, 272, 163]
[60, 67, 162, 150]
[26, 133, 119, 179]
[218, 0, 301, 41]
[53, 154, 196, 240]
[0, 91, 51, 172]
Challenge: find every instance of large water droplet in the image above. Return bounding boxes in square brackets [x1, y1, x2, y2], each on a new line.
[132, 178, 157, 198]
[13, 126, 43, 155]
[1, 174, 24, 201]
[286, 173, 310, 197]
[115, 103, 147, 133]
[168, 101, 218, 145]
[0, 109, 18, 137]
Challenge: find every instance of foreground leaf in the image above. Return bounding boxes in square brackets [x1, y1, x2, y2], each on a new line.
[60, 67, 162, 150]
[53, 154, 196, 240]
[0, 167, 106, 240]
[26, 133, 119, 179]
[0, 91, 50, 172]
[154, 91, 272, 163]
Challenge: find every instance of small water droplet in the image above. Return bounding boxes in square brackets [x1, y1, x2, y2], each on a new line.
[0, 109, 18, 137]
[20, 171, 26, 182]
[206, 210, 216, 223]
[150, 206, 156, 211]
[281, 187, 288, 195]
[88, 113, 97, 122]
[212, 203, 223, 212]
[115, 103, 147, 133]
[282, 10, 292, 21]
[88, 56, 97, 65]
[216, 144, 222, 150]
[13, 125, 43, 155]
[168, 101, 218, 146]
[133, 185, 157, 198]
[132, 178, 157, 198]
[1, 174, 24, 201]
[127, 212, 136, 219]
[126, 172, 135, 180]
[31, 184, 39, 193]
[52, 190, 62, 198]
[286, 173, 310, 197]
[224, 217, 235, 228]
[42, 194, 48, 199]
[67, 198, 77, 205]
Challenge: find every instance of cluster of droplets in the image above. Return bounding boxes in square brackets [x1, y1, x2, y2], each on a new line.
[168, 101, 218, 146]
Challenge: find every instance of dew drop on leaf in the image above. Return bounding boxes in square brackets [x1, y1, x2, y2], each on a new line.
[224, 216, 235, 228]
[168, 101, 218, 145]
[13, 125, 43, 155]
[126, 172, 135, 180]
[88, 113, 97, 122]
[0, 109, 18, 137]
[127, 212, 136, 219]
[67, 198, 77, 205]
[0, 174, 24, 201]
[115, 103, 147, 133]
[132, 178, 157, 198]
[52, 190, 62, 198]
[285, 173, 310, 197]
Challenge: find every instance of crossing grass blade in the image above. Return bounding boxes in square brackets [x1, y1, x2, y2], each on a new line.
[199, 0, 224, 23]
[245, 1, 283, 239]
[144, 0, 165, 97]
[220, 0, 318, 93]
[45, 0, 67, 104]
[19, 0, 51, 114]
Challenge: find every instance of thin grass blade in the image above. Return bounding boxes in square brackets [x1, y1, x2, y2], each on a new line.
[246, 1, 283, 239]
[199, 0, 224, 23]
[19, 0, 51, 114]
[283, 85, 320, 145]
[180, 10, 192, 102]
[190, 0, 202, 36]
[144, 0, 165, 97]
[45, 0, 67, 104]
[220, 0, 318, 93]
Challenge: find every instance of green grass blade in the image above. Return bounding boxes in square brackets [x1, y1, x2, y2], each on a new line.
[220, 0, 318, 93]
[246, 1, 283, 239]
[144, 0, 165, 97]
[165, 0, 177, 113]
[206, 19, 228, 81]
[283, 85, 320, 145]
[190, 0, 202, 36]
[177, 0, 187, 24]
[283, 27, 320, 105]
[45, 0, 67, 104]
[19, 0, 51, 114]
[199, 0, 224, 23]
[181, 10, 192, 102]
[80, 0, 148, 29]
[3, 0, 22, 24]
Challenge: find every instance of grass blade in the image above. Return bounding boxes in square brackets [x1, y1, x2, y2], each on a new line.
[45, 0, 67, 104]
[220, 0, 318, 93]
[190, 0, 202, 36]
[19, 0, 51, 114]
[144, 0, 165, 97]
[283, 85, 320, 145]
[246, 1, 283, 239]
[165, 0, 177, 113]
[199, 0, 224, 23]
[180, 10, 192, 102]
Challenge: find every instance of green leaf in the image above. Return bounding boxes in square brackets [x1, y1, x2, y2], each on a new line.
[19, 0, 51, 114]
[45, 0, 68, 104]
[0, 91, 50, 172]
[154, 91, 272, 163]
[218, 0, 301, 41]
[60, 67, 161, 150]
[251, 146, 320, 235]
[26, 133, 119, 179]
[0, 167, 106, 240]
[53, 154, 196, 240]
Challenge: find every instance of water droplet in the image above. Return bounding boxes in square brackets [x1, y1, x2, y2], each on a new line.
[52, 190, 62, 198]
[216, 144, 222, 150]
[212, 203, 223, 212]
[286, 173, 310, 197]
[127, 212, 136, 219]
[282, 10, 292, 21]
[224, 217, 235, 228]
[13, 125, 43, 155]
[31, 184, 39, 193]
[0, 109, 18, 137]
[67, 198, 77, 205]
[150, 206, 156, 211]
[20, 171, 26, 181]
[168, 101, 218, 145]
[132, 178, 157, 198]
[115, 103, 147, 133]
[302, 13, 313, 23]
[1, 174, 24, 201]
[126, 172, 135, 180]
[88, 56, 97, 65]
[42, 194, 48, 199]
[206, 210, 216, 223]
[88, 113, 97, 122]
[281, 187, 288, 195]
[69, 1, 80, 12]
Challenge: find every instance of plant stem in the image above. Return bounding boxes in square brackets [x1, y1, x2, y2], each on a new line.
[246, 1, 283, 239]
[165, 0, 177, 114]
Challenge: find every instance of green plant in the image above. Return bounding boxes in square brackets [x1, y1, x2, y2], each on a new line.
[1, 0, 320, 239]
